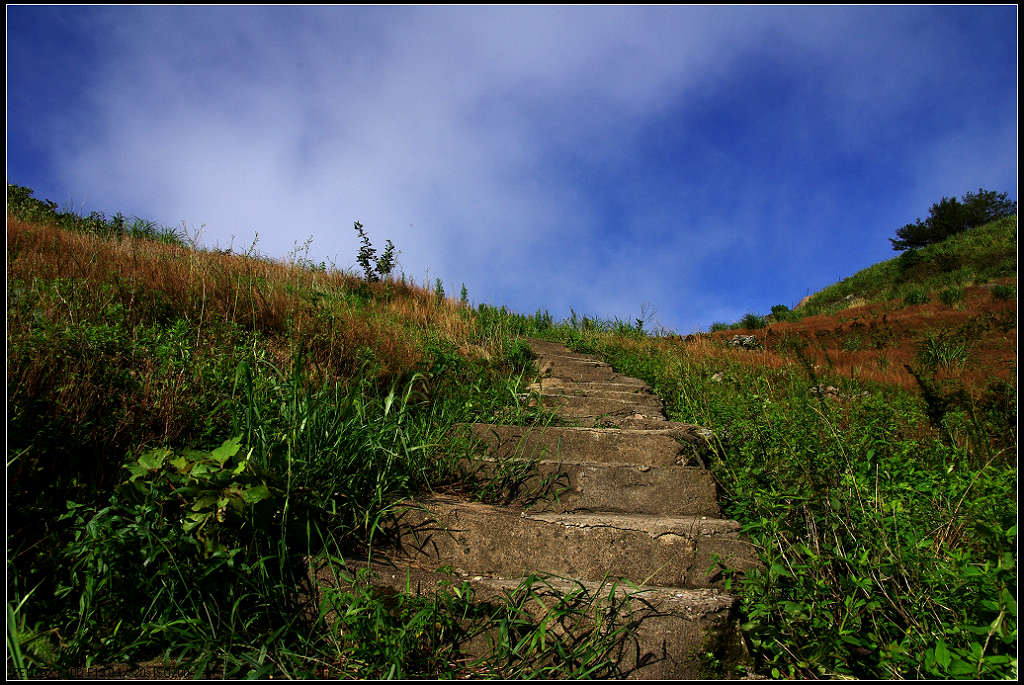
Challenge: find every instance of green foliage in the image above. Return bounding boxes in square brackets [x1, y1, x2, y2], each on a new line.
[891, 188, 1016, 251]
[939, 287, 964, 307]
[740, 313, 767, 330]
[352, 220, 397, 282]
[800, 215, 1015, 315]
[710, 322, 730, 332]
[770, 304, 796, 322]
[6, 183, 185, 246]
[915, 330, 971, 371]
[903, 288, 929, 305]
[991, 284, 1015, 301]
[571, 335, 1016, 679]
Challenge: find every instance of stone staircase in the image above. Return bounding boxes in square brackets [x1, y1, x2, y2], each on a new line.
[319, 338, 761, 678]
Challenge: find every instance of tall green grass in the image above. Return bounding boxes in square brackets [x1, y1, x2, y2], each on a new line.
[548, 331, 1016, 679]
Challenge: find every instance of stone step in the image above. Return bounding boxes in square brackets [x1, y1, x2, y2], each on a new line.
[535, 394, 665, 419]
[460, 456, 721, 516]
[529, 378, 655, 394]
[462, 423, 701, 467]
[375, 496, 761, 589]
[537, 359, 632, 383]
[521, 387, 658, 403]
[314, 558, 748, 679]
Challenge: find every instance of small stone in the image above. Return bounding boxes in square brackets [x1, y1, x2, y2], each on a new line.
[710, 371, 725, 383]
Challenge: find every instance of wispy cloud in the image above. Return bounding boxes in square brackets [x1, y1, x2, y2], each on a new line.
[9, 5, 1016, 333]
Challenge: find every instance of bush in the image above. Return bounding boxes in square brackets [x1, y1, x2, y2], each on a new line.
[740, 313, 767, 330]
[903, 289, 929, 305]
[938, 287, 963, 307]
[770, 304, 796, 322]
[7, 183, 184, 246]
[353, 221, 397, 282]
[991, 284, 1016, 301]
[891, 188, 1016, 252]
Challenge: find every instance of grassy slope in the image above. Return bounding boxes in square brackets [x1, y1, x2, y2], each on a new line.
[798, 214, 1016, 315]
[6, 212, 588, 678]
[707, 215, 1017, 397]
[7, 190, 1017, 679]
[527, 217, 1017, 679]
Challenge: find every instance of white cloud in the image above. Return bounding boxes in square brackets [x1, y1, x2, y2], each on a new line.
[26, 6, 1013, 334]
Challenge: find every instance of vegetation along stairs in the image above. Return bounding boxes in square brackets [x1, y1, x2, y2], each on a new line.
[319, 339, 762, 678]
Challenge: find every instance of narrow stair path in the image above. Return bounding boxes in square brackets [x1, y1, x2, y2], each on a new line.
[321, 338, 760, 678]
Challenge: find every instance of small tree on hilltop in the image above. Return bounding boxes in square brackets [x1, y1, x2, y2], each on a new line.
[352, 221, 398, 282]
[890, 188, 1016, 251]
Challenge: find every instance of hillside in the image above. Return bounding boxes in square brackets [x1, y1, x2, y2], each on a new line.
[706, 215, 1017, 398]
[6, 185, 1017, 680]
[6, 187, 572, 678]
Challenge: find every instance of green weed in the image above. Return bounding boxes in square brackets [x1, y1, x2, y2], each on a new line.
[991, 284, 1015, 301]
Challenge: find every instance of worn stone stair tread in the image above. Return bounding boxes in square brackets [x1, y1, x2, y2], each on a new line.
[537, 362, 641, 383]
[459, 456, 722, 515]
[530, 377, 654, 392]
[330, 557, 738, 616]
[334, 337, 759, 678]
[529, 386, 656, 399]
[378, 496, 760, 588]
[317, 557, 746, 679]
[462, 423, 701, 466]
[536, 389, 663, 405]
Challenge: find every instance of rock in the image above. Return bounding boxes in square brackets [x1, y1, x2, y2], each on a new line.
[728, 335, 761, 350]
[809, 384, 841, 399]
[710, 372, 725, 383]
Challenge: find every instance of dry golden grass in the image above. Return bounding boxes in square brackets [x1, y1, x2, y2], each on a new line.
[7, 217, 509, 465]
[703, 285, 1017, 396]
[7, 218, 495, 382]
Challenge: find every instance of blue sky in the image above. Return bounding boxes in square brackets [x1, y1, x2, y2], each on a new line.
[6, 5, 1018, 334]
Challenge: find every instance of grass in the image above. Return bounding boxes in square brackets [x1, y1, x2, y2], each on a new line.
[792, 215, 1016, 318]
[530, 324, 1016, 679]
[6, 184, 1017, 679]
[5, 193, 589, 678]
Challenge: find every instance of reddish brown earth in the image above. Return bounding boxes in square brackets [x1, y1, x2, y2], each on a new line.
[699, 282, 1016, 396]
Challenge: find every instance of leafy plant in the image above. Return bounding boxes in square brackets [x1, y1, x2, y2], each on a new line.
[891, 188, 1017, 251]
[740, 313, 767, 330]
[991, 284, 1015, 301]
[903, 288, 929, 305]
[915, 331, 971, 370]
[939, 287, 964, 307]
[352, 220, 397, 282]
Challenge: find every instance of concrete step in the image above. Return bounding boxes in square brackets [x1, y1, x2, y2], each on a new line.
[462, 423, 701, 467]
[535, 394, 665, 419]
[536, 359, 633, 383]
[460, 456, 721, 516]
[521, 387, 659, 403]
[375, 496, 761, 589]
[313, 558, 748, 679]
[529, 377, 655, 394]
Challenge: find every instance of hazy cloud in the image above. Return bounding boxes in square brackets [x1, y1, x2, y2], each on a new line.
[9, 6, 1016, 333]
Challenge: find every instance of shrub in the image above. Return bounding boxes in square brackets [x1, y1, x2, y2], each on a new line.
[903, 289, 929, 305]
[938, 287, 963, 307]
[991, 284, 1016, 301]
[770, 304, 796, 322]
[7, 183, 185, 246]
[353, 221, 397, 282]
[891, 188, 1016, 251]
[740, 313, 767, 330]
[710, 322, 730, 333]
